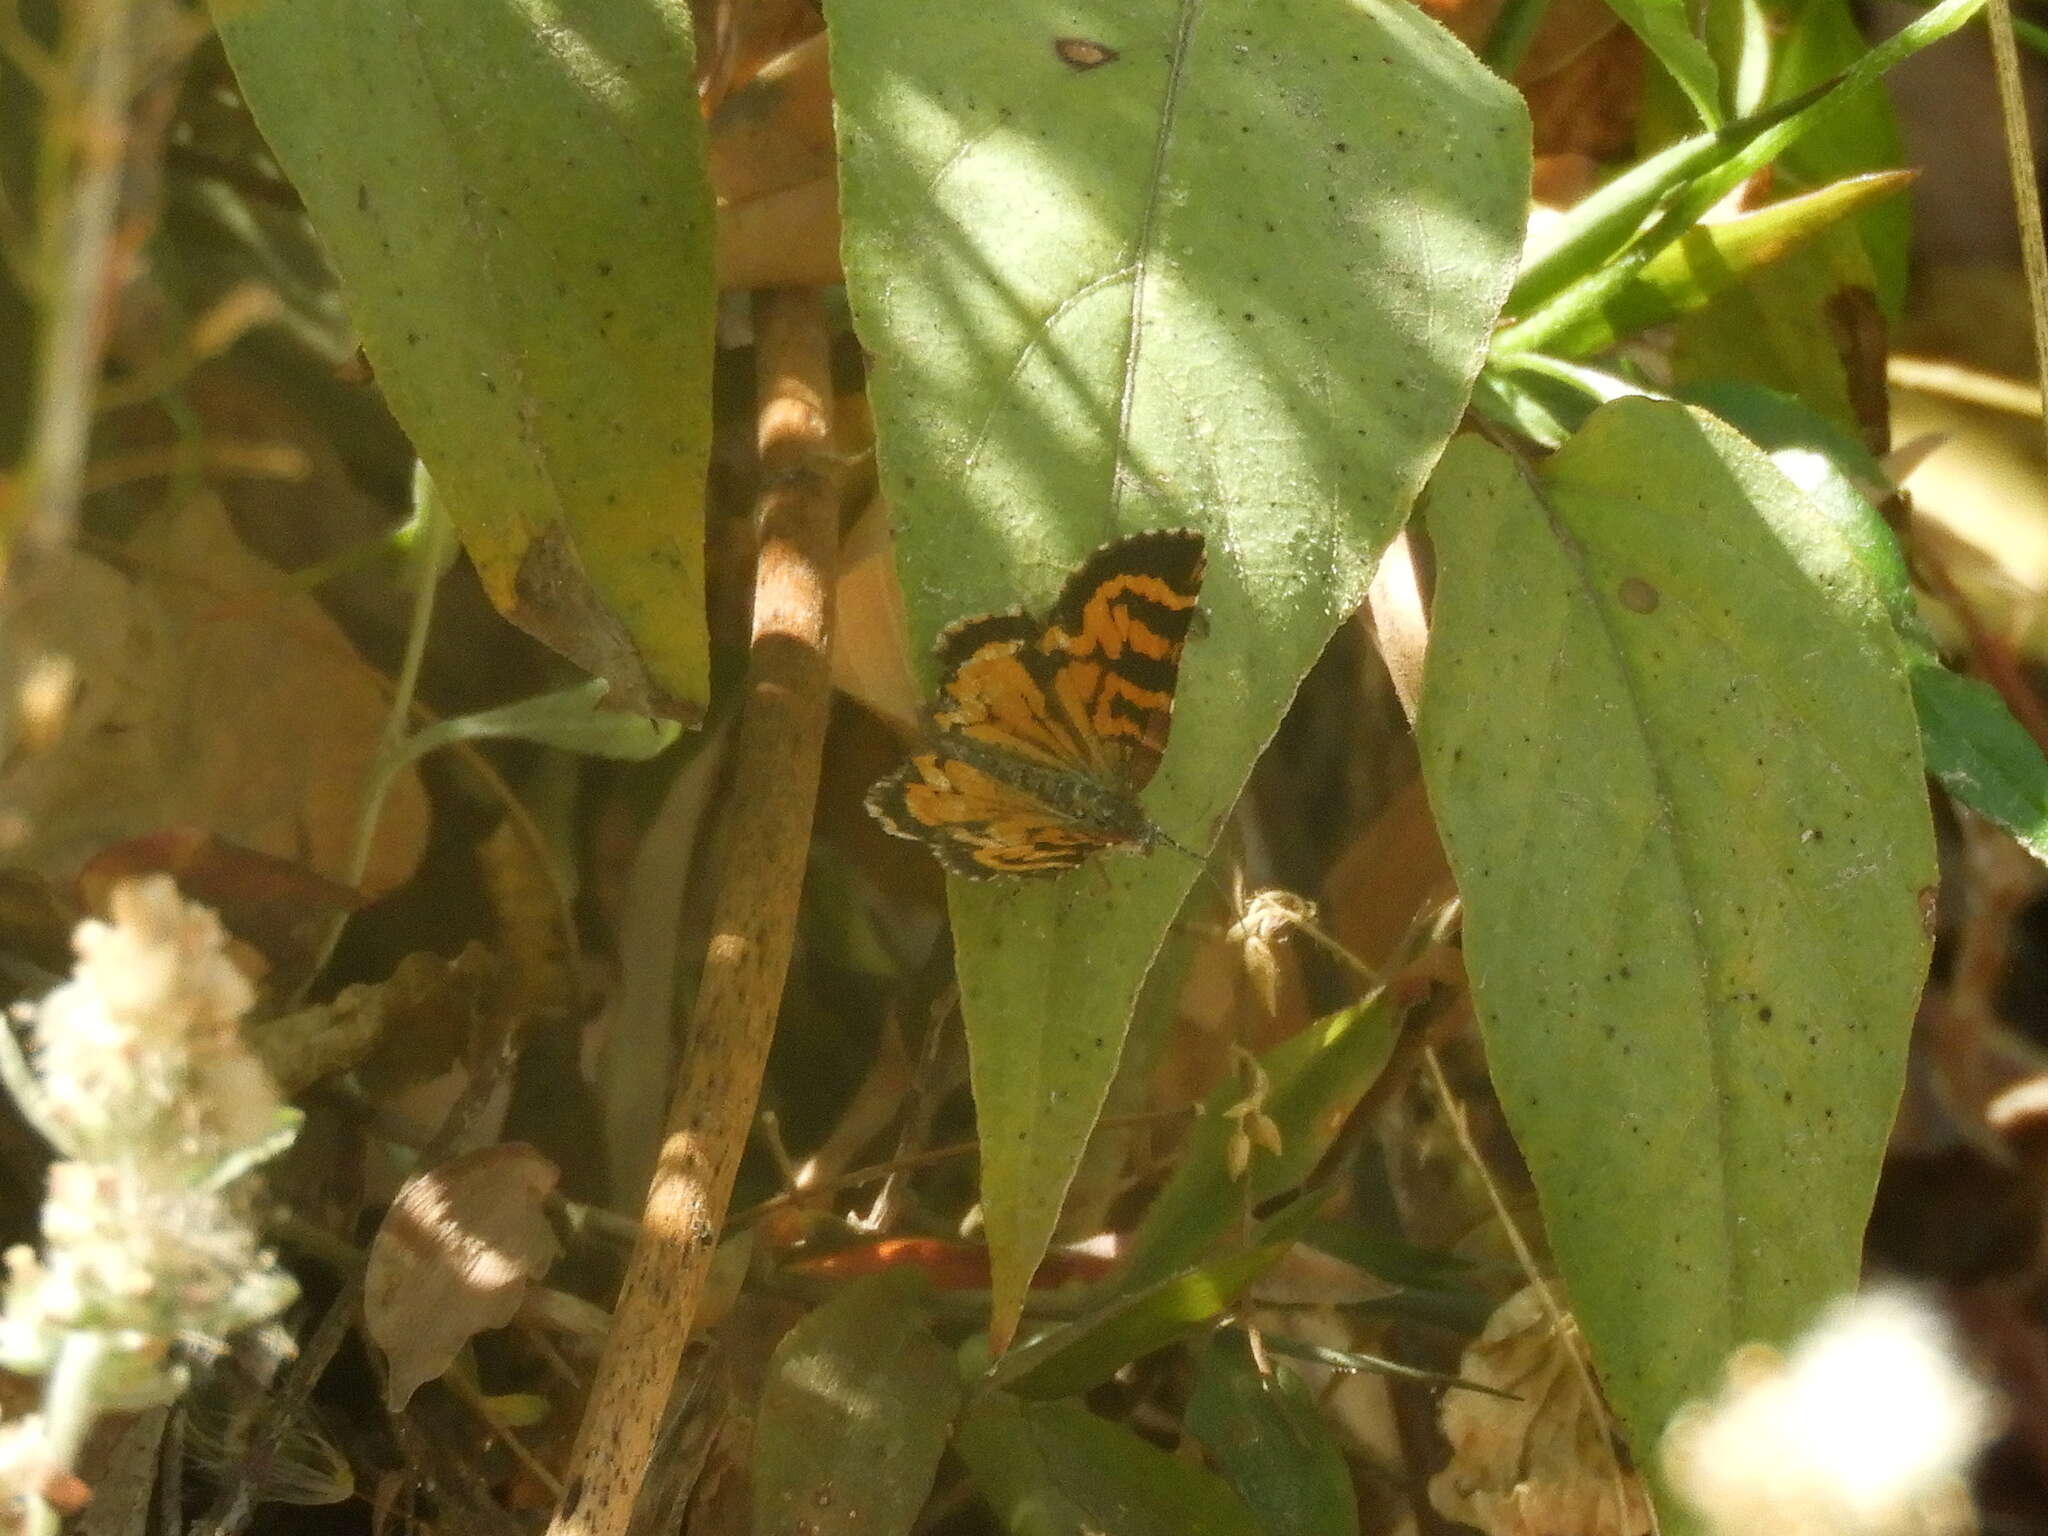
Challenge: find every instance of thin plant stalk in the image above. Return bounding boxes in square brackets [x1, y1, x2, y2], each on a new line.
[15, 0, 135, 558]
[23, 1330, 108, 1536]
[1987, 0, 2048, 474]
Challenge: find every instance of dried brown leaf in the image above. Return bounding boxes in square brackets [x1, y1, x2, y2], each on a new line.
[1322, 772, 1454, 975]
[77, 827, 363, 991]
[708, 34, 835, 209]
[251, 943, 498, 1098]
[1415, 0, 1639, 163]
[0, 495, 429, 898]
[365, 1143, 562, 1410]
[709, 32, 842, 288]
[830, 496, 920, 733]
[716, 175, 842, 291]
[700, 0, 822, 108]
[1430, 1285, 1653, 1536]
[476, 818, 576, 1021]
[1244, 1244, 1400, 1308]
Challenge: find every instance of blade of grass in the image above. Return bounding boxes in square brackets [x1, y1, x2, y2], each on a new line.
[1605, 0, 1723, 125]
[1512, 85, 1821, 317]
[1481, 0, 1554, 75]
[1497, 0, 1987, 357]
[1538, 170, 1913, 355]
[1988, 0, 2048, 475]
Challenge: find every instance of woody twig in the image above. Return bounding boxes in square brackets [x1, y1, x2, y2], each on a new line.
[545, 287, 839, 1536]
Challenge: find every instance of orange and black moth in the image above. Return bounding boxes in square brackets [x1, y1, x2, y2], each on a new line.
[865, 529, 1207, 879]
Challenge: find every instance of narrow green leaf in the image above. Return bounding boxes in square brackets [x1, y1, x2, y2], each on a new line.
[957, 1396, 1260, 1536]
[1915, 666, 2048, 862]
[1497, 0, 1984, 357]
[1601, 0, 1723, 126]
[1470, 367, 1589, 449]
[988, 1246, 1286, 1402]
[1705, 0, 1774, 116]
[1256, 1331, 1511, 1395]
[1417, 401, 1934, 1487]
[1118, 992, 1401, 1292]
[1539, 172, 1912, 357]
[1770, 0, 1913, 313]
[214, 0, 715, 720]
[1510, 86, 1819, 317]
[1296, 1218, 1482, 1294]
[1477, 354, 1670, 448]
[1480, 0, 1553, 74]
[393, 680, 680, 774]
[1186, 1333, 1359, 1536]
[1679, 0, 1977, 226]
[831, 0, 1527, 1343]
[752, 1272, 963, 1536]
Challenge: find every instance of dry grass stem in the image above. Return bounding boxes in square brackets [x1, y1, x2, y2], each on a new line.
[544, 287, 839, 1536]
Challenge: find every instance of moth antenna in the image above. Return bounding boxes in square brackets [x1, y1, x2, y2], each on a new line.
[1150, 822, 1244, 918]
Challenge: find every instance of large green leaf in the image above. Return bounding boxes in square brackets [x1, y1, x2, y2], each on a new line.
[752, 1272, 962, 1536]
[1541, 172, 1910, 358]
[1687, 380, 2048, 865]
[957, 1396, 1260, 1536]
[1417, 401, 1933, 1481]
[831, 0, 1526, 1345]
[213, 0, 715, 720]
[1186, 1333, 1359, 1536]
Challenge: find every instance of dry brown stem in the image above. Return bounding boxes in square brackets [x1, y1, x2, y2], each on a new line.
[544, 288, 838, 1536]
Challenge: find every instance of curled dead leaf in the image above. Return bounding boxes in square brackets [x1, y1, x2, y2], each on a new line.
[249, 943, 498, 1098]
[365, 1143, 562, 1410]
[1430, 1285, 1653, 1536]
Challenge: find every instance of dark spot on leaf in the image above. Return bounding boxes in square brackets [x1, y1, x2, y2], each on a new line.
[1053, 36, 1118, 69]
[1618, 577, 1660, 613]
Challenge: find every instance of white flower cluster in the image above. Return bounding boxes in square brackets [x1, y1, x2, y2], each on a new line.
[1664, 1289, 1994, 1536]
[0, 877, 298, 1406]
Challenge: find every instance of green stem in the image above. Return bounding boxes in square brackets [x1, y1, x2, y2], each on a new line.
[1987, 0, 2048, 476]
[1481, 0, 1551, 77]
[347, 465, 451, 891]
[16, 0, 134, 557]
[26, 1330, 110, 1536]
[290, 465, 450, 1005]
